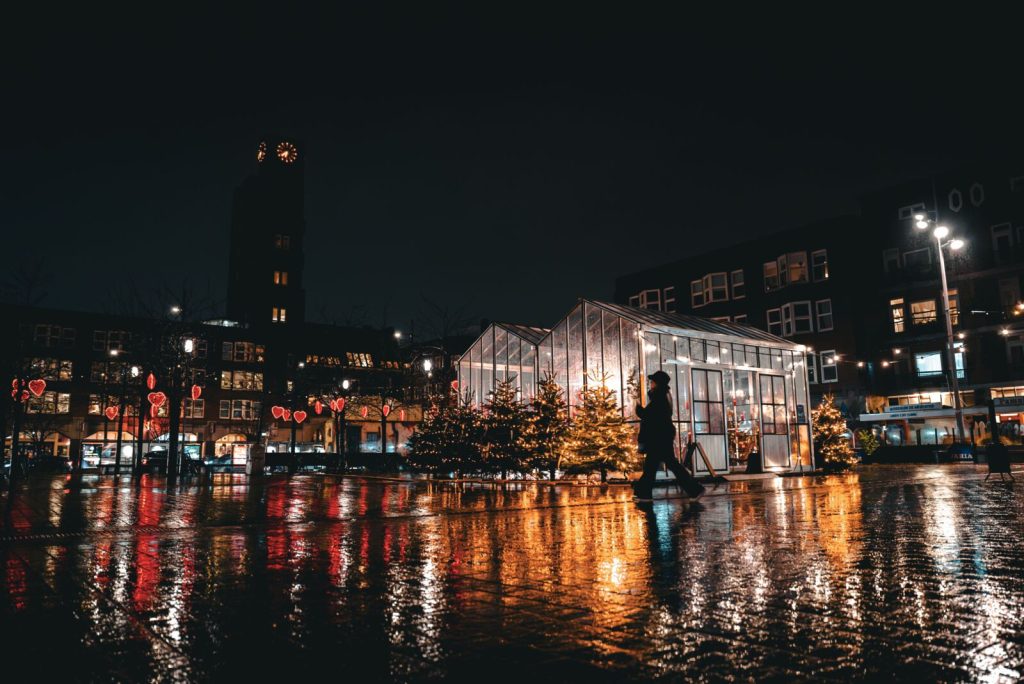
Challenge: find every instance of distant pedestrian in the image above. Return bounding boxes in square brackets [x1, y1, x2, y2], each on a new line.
[633, 370, 705, 502]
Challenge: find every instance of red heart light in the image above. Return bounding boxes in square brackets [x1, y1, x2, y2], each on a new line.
[191, 385, 202, 401]
[282, 409, 292, 421]
[104, 406, 119, 421]
[329, 399, 338, 412]
[150, 405, 159, 418]
[336, 397, 346, 412]
[293, 410, 307, 424]
[147, 391, 166, 407]
[450, 380, 459, 391]
[271, 405, 285, 419]
[146, 373, 157, 390]
[314, 400, 323, 415]
[382, 404, 391, 417]
[360, 406, 368, 418]
[28, 379, 46, 397]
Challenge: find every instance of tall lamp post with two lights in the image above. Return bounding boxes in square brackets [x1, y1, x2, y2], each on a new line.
[914, 213, 967, 444]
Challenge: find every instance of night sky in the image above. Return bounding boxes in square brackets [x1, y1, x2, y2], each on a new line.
[6, 8, 1021, 334]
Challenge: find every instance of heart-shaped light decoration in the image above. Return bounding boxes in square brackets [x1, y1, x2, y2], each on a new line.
[314, 400, 323, 415]
[336, 397, 346, 412]
[28, 379, 46, 397]
[150, 405, 159, 418]
[147, 391, 166, 407]
[450, 380, 459, 391]
[360, 405, 368, 418]
[191, 385, 202, 401]
[399, 409, 406, 421]
[293, 410, 307, 424]
[271, 405, 285, 419]
[146, 373, 157, 390]
[382, 404, 391, 418]
[282, 409, 292, 421]
[104, 406, 119, 420]
[329, 399, 338, 412]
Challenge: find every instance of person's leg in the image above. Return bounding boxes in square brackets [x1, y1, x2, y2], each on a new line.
[664, 449, 706, 499]
[634, 451, 660, 499]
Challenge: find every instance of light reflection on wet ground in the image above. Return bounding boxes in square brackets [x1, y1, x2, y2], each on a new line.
[1, 465, 1023, 681]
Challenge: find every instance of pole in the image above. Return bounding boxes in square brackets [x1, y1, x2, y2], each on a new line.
[135, 379, 146, 475]
[937, 236, 966, 444]
[114, 370, 126, 475]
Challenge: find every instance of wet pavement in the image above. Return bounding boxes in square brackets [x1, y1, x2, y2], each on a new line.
[1, 465, 1023, 682]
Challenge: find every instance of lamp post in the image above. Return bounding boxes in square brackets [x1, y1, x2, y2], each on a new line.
[109, 349, 139, 476]
[914, 214, 967, 444]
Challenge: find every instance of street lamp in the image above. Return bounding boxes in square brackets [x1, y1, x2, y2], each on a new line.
[914, 214, 967, 444]
[423, 358, 433, 373]
[342, 379, 351, 390]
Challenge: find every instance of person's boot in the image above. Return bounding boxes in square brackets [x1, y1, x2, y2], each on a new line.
[632, 481, 653, 501]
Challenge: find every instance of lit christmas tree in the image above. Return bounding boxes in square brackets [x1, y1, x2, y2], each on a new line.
[406, 397, 445, 472]
[565, 374, 638, 482]
[812, 394, 856, 471]
[523, 374, 570, 479]
[482, 376, 529, 478]
[408, 386, 484, 476]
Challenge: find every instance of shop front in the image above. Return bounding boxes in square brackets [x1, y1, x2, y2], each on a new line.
[859, 404, 989, 447]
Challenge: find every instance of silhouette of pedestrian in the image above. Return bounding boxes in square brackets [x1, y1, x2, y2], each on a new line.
[633, 370, 705, 502]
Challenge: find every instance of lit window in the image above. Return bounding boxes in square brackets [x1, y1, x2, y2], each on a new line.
[890, 298, 905, 333]
[883, 248, 900, 273]
[273, 271, 288, 285]
[811, 249, 828, 281]
[763, 262, 780, 292]
[784, 252, 808, 284]
[815, 299, 833, 332]
[272, 307, 287, 323]
[954, 342, 965, 379]
[730, 270, 745, 299]
[690, 280, 704, 308]
[820, 350, 838, 383]
[703, 273, 728, 303]
[914, 351, 943, 377]
[903, 248, 931, 270]
[911, 300, 937, 325]
[766, 308, 782, 336]
[946, 288, 959, 326]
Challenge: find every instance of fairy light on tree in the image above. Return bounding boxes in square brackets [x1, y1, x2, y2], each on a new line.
[812, 394, 856, 471]
[482, 376, 529, 478]
[564, 372, 638, 482]
[523, 374, 570, 480]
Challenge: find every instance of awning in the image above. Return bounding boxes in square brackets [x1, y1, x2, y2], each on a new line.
[859, 406, 989, 422]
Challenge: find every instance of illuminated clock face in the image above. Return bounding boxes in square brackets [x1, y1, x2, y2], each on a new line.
[276, 141, 298, 164]
[257, 141, 267, 163]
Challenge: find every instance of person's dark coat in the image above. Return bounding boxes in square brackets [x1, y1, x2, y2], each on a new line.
[637, 386, 675, 448]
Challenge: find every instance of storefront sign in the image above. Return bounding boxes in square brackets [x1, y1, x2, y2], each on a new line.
[885, 402, 942, 412]
[994, 396, 1024, 408]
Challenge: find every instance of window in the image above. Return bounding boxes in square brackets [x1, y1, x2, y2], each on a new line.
[274, 234, 291, 249]
[639, 289, 660, 311]
[33, 324, 75, 348]
[759, 375, 788, 434]
[346, 352, 374, 367]
[807, 353, 819, 384]
[219, 399, 261, 421]
[92, 330, 130, 352]
[703, 273, 728, 303]
[992, 223, 1013, 259]
[710, 316, 731, 323]
[903, 248, 931, 270]
[26, 391, 70, 414]
[954, 342, 965, 379]
[222, 341, 265, 362]
[271, 307, 287, 323]
[733, 314, 747, 325]
[88, 394, 120, 415]
[883, 248, 900, 273]
[898, 203, 926, 220]
[763, 261, 780, 292]
[946, 288, 959, 326]
[766, 308, 782, 336]
[914, 351, 943, 378]
[220, 370, 264, 391]
[690, 280, 704, 308]
[890, 298, 905, 333]
[183, 399, 205, 419]
[969, 182, 985, 207]
[815, 299, 833, 332]
[730, 270, 745, 299]
[784, 252, 808, 284]
[781, 301, 813, 336]
[811, 250, 828, 281]
[820, 350, 838, 383]
[948, 188, 963, 212]
[911, 299, 937, 325]
[999, 278, 1021, 311]
[662, 287, 676, 312]
[273, 271, 288, 285]
[628, 295, 640, 306]
[691, 369, 724, 434]
[29, 358, 73, 381]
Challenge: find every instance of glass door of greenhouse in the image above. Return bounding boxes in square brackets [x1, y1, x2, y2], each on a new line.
[758, 374, 791, 468]
[691, 368, 728, 474]
[725, 370, 759, 470]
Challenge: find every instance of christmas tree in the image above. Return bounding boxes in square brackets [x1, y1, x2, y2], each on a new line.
[812, 394, 856, 470]
[408, 386, 484, 476]
[565, 373, 638, 481]
[523, 374, 570, 479]
[482, 376, 529, 478]
[406, 397, 445, 472]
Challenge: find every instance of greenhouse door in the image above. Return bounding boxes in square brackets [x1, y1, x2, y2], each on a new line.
[691, 368, 728, 474]
[759, 374, 791, 468]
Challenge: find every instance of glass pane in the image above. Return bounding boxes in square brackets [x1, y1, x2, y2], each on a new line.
[759, 348, 772, 369]
[567, 306, 584, 413]
[707, 372, 722, 402]
[494, 327, 508, 383]
[772, 349, 784, 371]
[693, 370, 708, 400]
[694, 403, 709, 422]
[706, 341, 720, 364]
[675, 338, 691, 421]
[689, 338, 705, 363]
[471, 339, 482, 405]
[760, 375, 773, 403]
[508, 335, 521, 394]
[481, 328, 494, 403]
[644, 333, 660, 394]
[585, 303, 604, 381]
[602, 313, 622, 413]
[620, 320, 640, 417]
[521, 344, 536, 401]
[552, 320, 568, 395]
[709, 404, 725, 433]
[773, 376, 786, 399]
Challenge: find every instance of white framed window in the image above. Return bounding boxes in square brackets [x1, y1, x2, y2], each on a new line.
[662, 287, 676, 312]
[710, 316, 731, 323]
[954, 342, 965, 379]
[992, 223, 1013, 257]
[820, 350, 838, 383]
[703, 273, 728, 303]
[639, 289, 661, 310]
[784, 252, 808, 284]
[733, 314, 747, 325]
[815, 299, 833, 331]
[763, 261, 780, 292]
[898, 203, 926, 220]
[883, 248, 900, 273]
[948, 188, 963, 212]
[781, 301, 813, 336]
[811, 250, 828, 281]
[766, 308, 782, 336]
[911, 299, 937, 325]
[969, 182, 985, 206]
[807, 353, 819, 384]
[690, 280, 704, 308]
[730, 270, 745, 299]
[628, 294, 640, 307]
[903, 247, 931, 269]
[890, 298, 905, 333]
[914, 351, 943, 378]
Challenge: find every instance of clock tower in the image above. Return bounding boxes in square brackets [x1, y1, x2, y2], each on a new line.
[226, 137, 307, 328]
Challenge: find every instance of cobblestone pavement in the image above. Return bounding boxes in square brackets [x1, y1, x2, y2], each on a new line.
[1, 465, 1023, 682]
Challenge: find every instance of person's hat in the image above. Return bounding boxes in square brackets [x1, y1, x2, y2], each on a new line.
[647, 370, 671, 384]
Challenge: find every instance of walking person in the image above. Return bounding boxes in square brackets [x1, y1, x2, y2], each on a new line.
[633, 370, 705, 502]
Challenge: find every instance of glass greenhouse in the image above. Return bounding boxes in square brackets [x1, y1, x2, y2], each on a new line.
[458, 300, 813, 474]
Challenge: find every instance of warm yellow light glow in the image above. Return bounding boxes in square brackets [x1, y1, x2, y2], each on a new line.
[856, 361, 864, 368]
[882, 360, 890, 367]
[893, 348, 902, 355]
